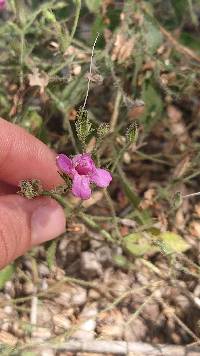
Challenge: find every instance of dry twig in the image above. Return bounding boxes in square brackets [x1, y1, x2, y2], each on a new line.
[31, 339, 200, 355]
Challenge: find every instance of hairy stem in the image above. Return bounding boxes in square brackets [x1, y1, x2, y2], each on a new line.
[67, 0, 82, 48]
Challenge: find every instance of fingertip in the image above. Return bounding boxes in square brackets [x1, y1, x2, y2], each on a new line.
[31, 199, 66, 245]
[0, 195, 66, 269]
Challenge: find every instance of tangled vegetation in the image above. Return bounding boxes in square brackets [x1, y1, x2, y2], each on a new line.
[0, 0, 200, 354]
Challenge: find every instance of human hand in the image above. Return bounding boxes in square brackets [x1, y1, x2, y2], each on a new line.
[0, 118, 66, 269]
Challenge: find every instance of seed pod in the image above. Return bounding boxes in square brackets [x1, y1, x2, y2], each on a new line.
[75, 108, 93, 145]
[97, 123, 110, 139]
[126, 121, 138, 144]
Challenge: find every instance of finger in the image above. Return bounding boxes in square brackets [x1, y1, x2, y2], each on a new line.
[0, 118, 62, 189]
[0, 181, 17, 195]
[0, 195, 66, 269]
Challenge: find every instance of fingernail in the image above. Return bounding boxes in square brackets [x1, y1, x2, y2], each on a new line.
[31, 201, 66, 245]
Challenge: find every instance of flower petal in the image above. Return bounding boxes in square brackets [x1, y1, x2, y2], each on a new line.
[56, 154, 73, 175]
[72, 173, 91, 200]
[91, 168, 112, 188]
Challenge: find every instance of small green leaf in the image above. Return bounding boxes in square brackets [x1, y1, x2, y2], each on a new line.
[123, 233, 151, 256]
[113, 255, 131, 269]
[160, 232, 190, 254]
[171, 191, 183, 209]
[0, 264, 15, 290]
[46, 240, 57, 269]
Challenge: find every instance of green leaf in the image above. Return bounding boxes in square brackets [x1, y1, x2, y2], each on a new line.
[143, 19, 163, 54]
[46, 240, 57, 269]
[123, 233, 152, 257]
[85, 0, 101, 13]
[0, 264, 15, 290]
[159, 232, 190, 254]
[141, 81, 163, 130]
[180, 32, 200, 53]
[171, 0, 188, 24]
[117, 166, 140, 208]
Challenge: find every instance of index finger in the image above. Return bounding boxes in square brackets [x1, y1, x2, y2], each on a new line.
[0, 118, 62, 189]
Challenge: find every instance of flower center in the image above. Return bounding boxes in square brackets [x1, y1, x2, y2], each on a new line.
[75, 162, 91, 175]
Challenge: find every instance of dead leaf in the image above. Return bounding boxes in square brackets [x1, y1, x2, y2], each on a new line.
[86, 136, 96, 153]
[67, 107, 77, 121]
[189, 221, 200, 237]
[28, 68, 49, 94]
[175, 208, 185, 230]
[173, 155, 191, 178]
[139, 188, 156, 209]
[167, 105, 189, 144]
[194, 204, 200, 217]
[72, 64, 81, 76]
[64, 45, 87, 59]
[0, 330, 18, 347]
[111, 34, 134, 63]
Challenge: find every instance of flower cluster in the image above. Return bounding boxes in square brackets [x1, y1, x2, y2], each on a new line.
[56, 153, 112, 200]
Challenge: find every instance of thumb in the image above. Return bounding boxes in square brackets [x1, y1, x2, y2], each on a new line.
[0, 195, 66, 269]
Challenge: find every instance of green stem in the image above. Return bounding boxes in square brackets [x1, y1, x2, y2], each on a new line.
[187, 0, 198, 26]
[103, 189, 122, 240]
[67, 0, 81, 48]
[42, 191, 71, 214]
[136, 151, 172, 166]
[47, 89, 79, 154]
[64, 112, 79, 154]
[20, 30, 25, 85]
[111, 142, 130, 174]
[79, 212, 116, 244]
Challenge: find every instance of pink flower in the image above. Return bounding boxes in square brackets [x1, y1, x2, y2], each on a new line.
[56, 153, 112, 200]
[0, 0, 5, 10]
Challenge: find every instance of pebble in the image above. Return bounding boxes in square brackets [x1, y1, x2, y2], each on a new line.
[32, 327, 51, 341]
[124, 317, 147, 341]
[72, 303, 97, 340]
[96, 246, 112, 266]
[53, 314, 71, 331]
[55, 285, 87, 308]
[23, 281, 35, 295]
[41, 349, 55, 356]
[37, 304, 52, 327]
[80, 252, 103, 278]
[4, 281, 15, 298]
[38, 263, 50, 277]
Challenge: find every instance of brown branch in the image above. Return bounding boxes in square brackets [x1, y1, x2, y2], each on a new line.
[159, 25, 200, 63]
